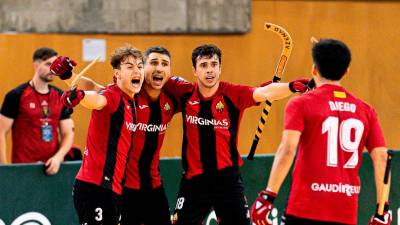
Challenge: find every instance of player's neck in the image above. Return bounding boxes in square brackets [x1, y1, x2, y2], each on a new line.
[144, 85, 161, 101]
[198, 82, 219, 98]
[31, 75, 49, 94]
[316, 77, 341, 87]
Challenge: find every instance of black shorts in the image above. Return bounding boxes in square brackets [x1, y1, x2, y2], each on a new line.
[73, 179, 121, 225]
[120, 185, 171, 225]
[172, 167, 250, 225]
[281, 214, 351, 225]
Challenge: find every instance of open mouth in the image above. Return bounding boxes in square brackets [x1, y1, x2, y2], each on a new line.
[152, 74, 164, 86]
[206, 76, 215, 81]
[131, 78, 141, 85]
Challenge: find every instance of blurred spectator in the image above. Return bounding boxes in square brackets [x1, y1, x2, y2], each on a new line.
[0, 47, 74, 175]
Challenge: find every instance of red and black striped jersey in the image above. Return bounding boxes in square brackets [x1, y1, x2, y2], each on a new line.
[76, 84, 136, 195]
[0, 82, 71, 163]
[165, 77, 257, 179]
[124, 89, 179, 190]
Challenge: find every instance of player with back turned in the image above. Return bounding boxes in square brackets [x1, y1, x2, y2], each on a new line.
[250, 39, 391, 225]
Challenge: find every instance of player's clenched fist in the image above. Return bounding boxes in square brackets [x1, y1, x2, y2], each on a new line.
[368, 203, 392, 225]
[289, 78, 310, 93]
[61, 88, 85, 108]
[250, 190, 276, 225]
[50, 56, 77, 80]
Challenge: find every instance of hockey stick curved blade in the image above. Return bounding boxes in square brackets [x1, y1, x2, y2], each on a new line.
[248, 23, 293, 160]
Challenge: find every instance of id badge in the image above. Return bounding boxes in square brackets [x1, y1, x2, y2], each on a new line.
[41, 124, 53, 142]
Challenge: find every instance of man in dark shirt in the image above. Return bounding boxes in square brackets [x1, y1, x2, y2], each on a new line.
[0, 47, 74, 175]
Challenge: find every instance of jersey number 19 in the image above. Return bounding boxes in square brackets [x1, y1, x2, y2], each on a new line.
[322, 117, 364, 168]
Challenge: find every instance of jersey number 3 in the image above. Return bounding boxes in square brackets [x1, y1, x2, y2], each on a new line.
[322, 117, 364, 168]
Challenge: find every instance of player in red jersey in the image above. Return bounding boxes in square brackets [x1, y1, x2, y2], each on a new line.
[119, 47, 178, 225]
[51, 46, 177, 225]
[165, 44, 310, 225]
[0, 47, 74, 175]
[52, 46, 144, 225]
[250, 39, 391, 225]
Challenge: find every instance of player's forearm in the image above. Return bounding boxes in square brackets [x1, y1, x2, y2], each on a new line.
[80, 91, 107, 110]
[253, 83, 292, 102]
[0, 134, 9, 164]
[266, 143, 296, 193]
[370, 147, 389, 202]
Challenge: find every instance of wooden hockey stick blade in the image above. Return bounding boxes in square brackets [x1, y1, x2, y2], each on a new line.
[248, 23, 293, 159]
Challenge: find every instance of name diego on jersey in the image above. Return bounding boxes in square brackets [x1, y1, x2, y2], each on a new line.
[329, 101, 356, 113]
[125, 121, 168, 132]
[185, 115, 229, 128]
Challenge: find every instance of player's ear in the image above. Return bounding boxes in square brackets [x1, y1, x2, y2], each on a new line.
[311, 64, 318, 76]
[33, 61, 40, 71]
[113, 69, 120, 80]
[343, 68, 349, 77]
[192, 66, 197, 77]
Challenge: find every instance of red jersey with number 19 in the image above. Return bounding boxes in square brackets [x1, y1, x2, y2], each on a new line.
[284, 84, 386, 224]
[76, 84, 136, 195]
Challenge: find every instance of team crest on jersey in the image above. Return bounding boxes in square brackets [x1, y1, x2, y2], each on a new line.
[216, 101, 224, 113]
[164, 102, 171, 112]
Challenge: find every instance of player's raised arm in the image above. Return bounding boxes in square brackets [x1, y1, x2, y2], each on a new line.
[50, 56, 105, 92]
[252, 79, 309, 103]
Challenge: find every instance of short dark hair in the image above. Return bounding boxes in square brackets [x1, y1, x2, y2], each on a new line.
[143, 46, 171, 63]
[32, 47, 58, 62]
[312, 39, 351, 81]
[110, 45, 143, 69]
[191, 44, 221, 68]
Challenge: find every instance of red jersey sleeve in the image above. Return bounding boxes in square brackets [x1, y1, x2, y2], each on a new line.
[284, 96, 305, 132]
[99, 88, 120, 113]
[222, 82, 257, 110]
[164, 76, 194, 99]
[365, 108, 386, 151]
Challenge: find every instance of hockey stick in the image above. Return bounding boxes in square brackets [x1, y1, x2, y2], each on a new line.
[247, 23, 293, 160]
[70, 56, 100, 89]
[378, 150, 394, 216]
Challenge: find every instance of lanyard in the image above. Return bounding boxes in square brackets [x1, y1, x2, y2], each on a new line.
[30, 80, 51, 118]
